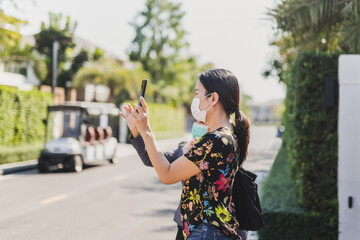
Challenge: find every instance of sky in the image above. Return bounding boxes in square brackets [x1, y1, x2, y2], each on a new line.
[3, 0, 285, 104]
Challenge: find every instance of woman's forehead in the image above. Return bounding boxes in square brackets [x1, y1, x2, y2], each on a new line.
[195, 81, 205, 92]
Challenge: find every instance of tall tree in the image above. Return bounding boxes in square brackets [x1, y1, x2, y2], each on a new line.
[73, 58, 150, 104]
[270, 0, 360, 53]
[57, 49, 89, 88]
[34, 12, 77, 86]
[128, 0, 189, 101]
[0, 9, 29, 59]
[264, 0, 360, 83]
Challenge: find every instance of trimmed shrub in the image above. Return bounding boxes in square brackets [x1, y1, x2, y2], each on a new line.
[148, 102, 186, 139]
[0, 142, 43, 164]
[124, 101, 186, 141]
[259, 51, 340, 239]
[259, 143, 338, 240]
[0, 86, 52, 164]
[283, 52, 339, 214]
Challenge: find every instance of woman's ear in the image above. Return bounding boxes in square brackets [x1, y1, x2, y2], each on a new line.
[211, 92, 219, 105]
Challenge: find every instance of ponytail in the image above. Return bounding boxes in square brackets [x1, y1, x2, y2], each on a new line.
[198, 68, 250, 165]
[234, 109, 250, 166]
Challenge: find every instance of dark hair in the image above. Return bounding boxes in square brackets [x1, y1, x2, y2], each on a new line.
[199, 69, 250, 165]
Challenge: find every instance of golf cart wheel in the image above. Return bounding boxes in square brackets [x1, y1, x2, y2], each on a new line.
[109, 157, 120, 164]
[38, 158, 49, 173]
[69, 155, 83, 172]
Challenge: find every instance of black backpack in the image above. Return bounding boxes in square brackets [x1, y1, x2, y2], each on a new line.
[232, 166, 264, 231]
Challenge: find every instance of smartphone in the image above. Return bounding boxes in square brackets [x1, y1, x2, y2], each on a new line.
[138, 79, 148, 107]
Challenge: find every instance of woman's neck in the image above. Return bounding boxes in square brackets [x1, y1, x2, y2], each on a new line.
[207, 110, 232, 132]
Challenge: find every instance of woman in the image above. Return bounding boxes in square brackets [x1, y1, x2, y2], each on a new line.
[125, 110, 208, 240]
[120, 69, 250, 240]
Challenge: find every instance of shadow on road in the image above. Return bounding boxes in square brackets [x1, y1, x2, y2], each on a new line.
[121, 176, 181, 193]
[11, 163, 106, 176]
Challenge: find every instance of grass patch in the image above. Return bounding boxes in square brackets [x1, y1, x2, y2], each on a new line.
[258, 142, 338, 240]
[153, 131, 186, 140]
[260, 142, 299, 212]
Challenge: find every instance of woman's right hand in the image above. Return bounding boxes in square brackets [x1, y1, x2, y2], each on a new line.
[120, 103, 140, 138]
[185, 137, 199, 152]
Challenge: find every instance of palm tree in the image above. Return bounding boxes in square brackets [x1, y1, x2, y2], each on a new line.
[270, 0, 360, 53]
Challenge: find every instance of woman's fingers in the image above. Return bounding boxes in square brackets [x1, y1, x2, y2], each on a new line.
[135, 104, 145, 116]
[120, 111, 127, 119]
[128, 103, 134, 112]
[189, 137, 198, 146]
[131, 109, 142, 119]
[123, 105, 131, 115]
[140, 97, 147, 113]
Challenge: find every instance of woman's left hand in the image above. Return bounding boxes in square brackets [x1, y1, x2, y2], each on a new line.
[131, 97, 151, 135]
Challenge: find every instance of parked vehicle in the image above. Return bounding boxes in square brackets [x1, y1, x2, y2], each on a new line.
[38, 101, 120, 173]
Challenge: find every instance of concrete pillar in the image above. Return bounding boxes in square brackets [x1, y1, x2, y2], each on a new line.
[338, 55, 360, 239]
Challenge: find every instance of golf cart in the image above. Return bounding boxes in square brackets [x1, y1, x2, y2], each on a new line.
[38, 101, 120, 173]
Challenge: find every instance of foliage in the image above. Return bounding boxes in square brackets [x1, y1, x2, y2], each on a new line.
[259, 209, 338, 240]
[259, 143, 338, 240]
[0, 86, 52, 147]
[73, 58, 150, 103]
[123, 100, 186, 141]
[265, 0, 360, 84]
[283, 51, 339, 212]
[129, 0, 188, 85]
[0, 9, 31, 60]
[34, 12, 77, 86]
[128, 0, 215, 106]
[0, 142, 43, 164]
[92, 47, 104, 61]
[269, 0, 360, 53]
[57, 49, 89, 88]
[260, 143, 298, 211]
[32, 52, 48, 82]
[147, 102, 186, 138]
[260, 51, 339, 239]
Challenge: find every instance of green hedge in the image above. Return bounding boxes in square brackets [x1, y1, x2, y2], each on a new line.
[283, 52, 339, 214]
[0, 142, 43, 164]
[124, 101, 186, 141]
[148, 102, 186, 139]
[259, 51, 340, 239]
[261, 210, 337, 240]
[259, 143, 337, 239]
[0, 86, 52, 164]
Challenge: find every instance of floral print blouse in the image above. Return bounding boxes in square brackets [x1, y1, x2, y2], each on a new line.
[182, 127, 241, 239]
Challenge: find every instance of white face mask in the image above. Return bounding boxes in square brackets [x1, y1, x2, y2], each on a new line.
[191, 93, 213, 122]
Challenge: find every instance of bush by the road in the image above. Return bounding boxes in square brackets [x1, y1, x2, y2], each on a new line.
[0, 142, 43, 164]
[0, 86, 52, 164]
[258, 143, 337, 239]
[259, 52, 339, 239]
[283, 51, 339, 214]
[124, 101, 186, 142]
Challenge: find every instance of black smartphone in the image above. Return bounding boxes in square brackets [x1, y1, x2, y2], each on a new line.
[138, 79, 148, 107]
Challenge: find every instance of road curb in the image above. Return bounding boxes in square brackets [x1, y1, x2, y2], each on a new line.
[0, 160, 38, 176]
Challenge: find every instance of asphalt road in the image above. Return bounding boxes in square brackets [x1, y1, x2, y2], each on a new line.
[0, 126, 281, 240]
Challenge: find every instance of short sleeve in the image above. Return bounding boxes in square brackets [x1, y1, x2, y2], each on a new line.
[184, 133, 225, 170]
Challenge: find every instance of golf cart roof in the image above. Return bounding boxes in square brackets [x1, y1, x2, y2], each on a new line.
[48, 102, 120, 116]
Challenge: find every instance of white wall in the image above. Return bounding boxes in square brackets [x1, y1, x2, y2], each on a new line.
[338, 54, 360, 239]
[0, 72, 33, 91]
